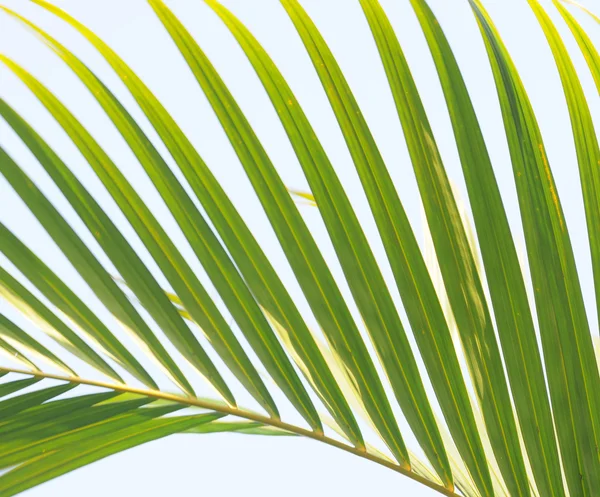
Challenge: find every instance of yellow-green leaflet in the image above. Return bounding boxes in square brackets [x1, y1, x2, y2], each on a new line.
[30, 0, 361, 443]
[556, 0, 600, 93]
[548, 0, 600, 329]
[0, 383, 76, 422]
[0, 55, 279, 418]
[0, 102, 197, 396]
[0, 236, 135, 386]
[0, 334, 38, 372]
[0, 392, 223, 497]
[1, 7, 323, 429]
[288, 189, 317, 206]
[0, 314, 74, 376]
[211, 0, 452, 486]
[0, 378, 41, 400]
[407, 0, 564, 495]
[0, 0, 597, 495]
[149, 0, 408, 463]
[355, 0, 530, 494]
[562, 0, 600, 24]
[528, 0, 600, 487]
[470, 1, 600, 495]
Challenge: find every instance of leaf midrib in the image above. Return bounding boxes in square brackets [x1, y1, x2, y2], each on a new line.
[0, 366, 459, 497]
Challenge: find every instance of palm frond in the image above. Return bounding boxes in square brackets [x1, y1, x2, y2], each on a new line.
[470, 2, 600, 495]
[0, 0, 598, 496]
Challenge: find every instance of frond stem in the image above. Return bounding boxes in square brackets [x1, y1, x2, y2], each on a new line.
[0, 366, 459, 496]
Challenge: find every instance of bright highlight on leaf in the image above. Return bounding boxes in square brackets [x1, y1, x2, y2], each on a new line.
[0, 0, 598, 496]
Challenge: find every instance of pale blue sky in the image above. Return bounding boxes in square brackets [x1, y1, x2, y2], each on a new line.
[0, 0, 598, 495]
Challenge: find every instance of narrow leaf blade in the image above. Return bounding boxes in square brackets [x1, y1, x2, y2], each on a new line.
[470, 1, 600, 494]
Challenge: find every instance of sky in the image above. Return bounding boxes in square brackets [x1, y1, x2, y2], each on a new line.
[0, 0, 598, 495]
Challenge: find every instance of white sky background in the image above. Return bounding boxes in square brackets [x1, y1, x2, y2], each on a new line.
[0, 0, 598, 495]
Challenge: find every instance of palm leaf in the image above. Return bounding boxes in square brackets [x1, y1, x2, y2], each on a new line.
[207, 0, 452, 485]
[562, 0, 600, 24]
[549, 0, 600, 327]
[470, 1, 600, 495]
[148, 0, 406, 463]
[0, 55, 277, 415]
[23, 0, 362, 445]
[1, 9, 325, 430]
[556, 1, 600, 93]
[0, 313, 73, 375]
[357, 1, 530, 494]
[0, 0, 598, 495]
[405, 1, 564, 495]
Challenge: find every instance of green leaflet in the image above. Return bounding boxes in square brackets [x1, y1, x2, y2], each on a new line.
[0, 314, 74, 376]
[29, 0, 364, 444]
[0, 0, 596, 495]
[529, 0, 600, 487]
[0, 382, 75, 421]
[407, 0, 564, 495]
[562, 0, 600, 24]
[0, 329, 38, 372]
[1, 147, 196, 392]
[186, 420, 295, 436]
[0, 257, 127, 384]
[148, 0, 411, 462]
[0, 400, 185, 470]
[238, 0, 451, 486]
[548, 0, 600, 330]
[0, 390, 120, 436]
[0, 377, 40, 399]
[0, 65, 246, 409]
[556, 0, 600, 93]
[3, 7, 324, 430]
[356, 0, 530, 494]
[470, 1, 600, 495]
[0, 88, 235, 401]
[0, 405, 222, 496]
[0, 398, 158, 461]
[0, 58, 278, 417]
